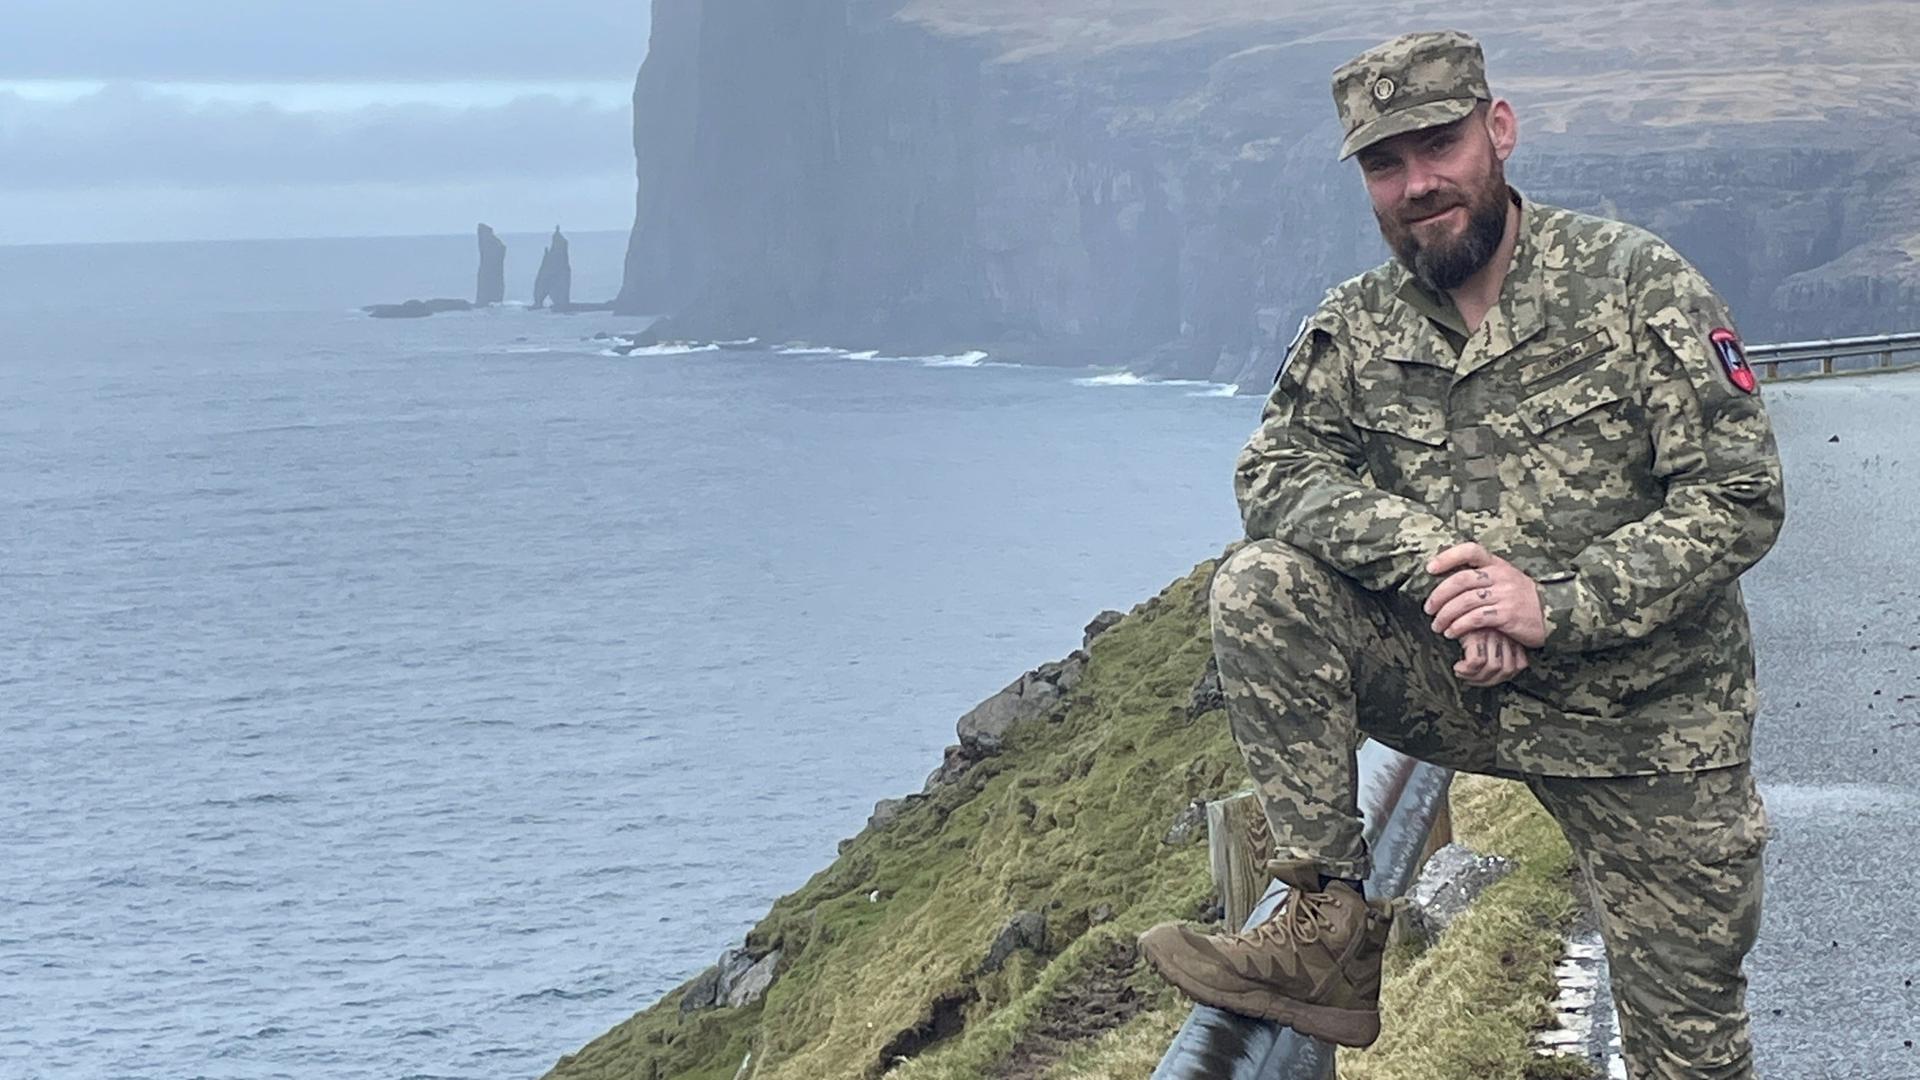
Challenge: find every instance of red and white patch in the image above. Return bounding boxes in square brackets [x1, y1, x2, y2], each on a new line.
[1709, 328, 1758, 395]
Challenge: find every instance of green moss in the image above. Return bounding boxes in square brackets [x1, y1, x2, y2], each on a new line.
[544, 558, 1243, 1080]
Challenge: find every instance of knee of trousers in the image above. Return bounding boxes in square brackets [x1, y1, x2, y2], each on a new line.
[1210, 539, 1354, 633]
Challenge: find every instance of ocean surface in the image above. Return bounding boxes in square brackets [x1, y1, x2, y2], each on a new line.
[0, 232, 1261, 1079]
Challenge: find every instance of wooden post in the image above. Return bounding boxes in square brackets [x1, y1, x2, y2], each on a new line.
[1206, 792, 1273, 931]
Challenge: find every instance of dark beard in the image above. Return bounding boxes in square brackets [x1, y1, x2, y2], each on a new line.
[1382, 180, 1511, 292]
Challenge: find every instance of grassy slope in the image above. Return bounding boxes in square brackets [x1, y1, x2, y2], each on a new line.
[544, 559, 1242, 1080]
[544, 556, 1587, 1080]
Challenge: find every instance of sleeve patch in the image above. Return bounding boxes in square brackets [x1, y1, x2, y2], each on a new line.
[1274, 314, 1313, 385]
[1710, 328, 1759, 395]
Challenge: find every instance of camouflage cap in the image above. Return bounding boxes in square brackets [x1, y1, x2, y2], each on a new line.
[1331, 30, 1491, 160]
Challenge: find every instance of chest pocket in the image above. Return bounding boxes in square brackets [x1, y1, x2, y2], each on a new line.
[1353, 398, 1449, 445]
[1349, 360, 1451, 499]
[1518, 375, 1633, 438]
[1516, 352, 1653, 529]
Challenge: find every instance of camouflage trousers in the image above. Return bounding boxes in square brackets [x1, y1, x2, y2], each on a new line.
[1210, 539, 1769, 1079]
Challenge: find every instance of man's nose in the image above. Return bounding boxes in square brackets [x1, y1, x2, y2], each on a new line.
[1404, 158, 1442, 201]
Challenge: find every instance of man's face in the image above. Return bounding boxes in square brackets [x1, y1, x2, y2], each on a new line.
[1357, 108, 1512, 292]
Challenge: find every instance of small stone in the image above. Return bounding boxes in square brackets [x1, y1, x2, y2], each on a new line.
[679, 963, 724, 1014]
[868, 796, 914, 832]
[1187, 657, 1225, 717]
[1162, 800, 1208, 845]
[979, 911, 1048, 973]
[1083, 609, 1125, 648]
[724, 950, 781, 1008]
[1400, 843, 1515, 945]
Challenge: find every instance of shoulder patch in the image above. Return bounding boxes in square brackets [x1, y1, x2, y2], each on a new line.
[1273, 308, 1342, 386]
[1275, 314, 1312, 385]
[1709, 328, 1759, 395]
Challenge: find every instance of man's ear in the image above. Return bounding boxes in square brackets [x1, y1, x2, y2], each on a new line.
[1486, 99, 1518, 163]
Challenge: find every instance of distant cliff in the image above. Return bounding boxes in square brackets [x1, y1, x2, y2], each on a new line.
[614, 0, 1920, 387]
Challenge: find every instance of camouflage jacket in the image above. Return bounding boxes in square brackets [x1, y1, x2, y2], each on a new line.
[1236, 192, 1786, 776]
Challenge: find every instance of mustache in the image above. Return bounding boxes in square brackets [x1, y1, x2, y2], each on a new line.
[1399, 195, 1465, 223]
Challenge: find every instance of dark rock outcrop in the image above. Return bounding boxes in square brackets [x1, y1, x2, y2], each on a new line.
[363, 298, 472, 319]
[1082, 610, 1125, 649]
[533, 227, 573, 310]
[476, 224, 507, 305]
[679, 946, 783, 1013]
[615, 1, 1920, 388]
[1187, 656, 1224, 718]
[978, 911, 1047, 974]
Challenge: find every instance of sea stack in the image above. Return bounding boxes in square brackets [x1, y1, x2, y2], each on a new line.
[532, 227, 573, 310]
[476, 224, 506, 305]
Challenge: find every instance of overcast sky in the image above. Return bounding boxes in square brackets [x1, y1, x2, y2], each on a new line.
[0, 2, 653, 245]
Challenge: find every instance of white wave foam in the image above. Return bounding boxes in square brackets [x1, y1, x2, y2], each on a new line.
[481, 344, 561, 355]
[844, 350, 881, 360]
[1074, 371, 1151, 387]
[716, 337, 762, 347]
[775, 345, 844, 355]
[1075, 370, 1240, 394]
[604, 343, 721, 357]
[920, 350, 991, 367]
[1186, 383, 1241, 397]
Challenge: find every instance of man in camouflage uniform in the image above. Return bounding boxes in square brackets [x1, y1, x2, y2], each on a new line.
[1139, 30, 1785, 1078]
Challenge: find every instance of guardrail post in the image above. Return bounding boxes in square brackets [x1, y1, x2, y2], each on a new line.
[1207, 793, 1274, 934]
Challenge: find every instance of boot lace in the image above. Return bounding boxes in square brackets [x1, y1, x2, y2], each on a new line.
[1246, 884, 1342, 948]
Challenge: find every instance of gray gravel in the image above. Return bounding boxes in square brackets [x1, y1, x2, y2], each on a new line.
[1741, 370, 1920, 1078]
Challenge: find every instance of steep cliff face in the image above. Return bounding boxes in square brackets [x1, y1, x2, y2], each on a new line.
[616, 1, 1920, 384]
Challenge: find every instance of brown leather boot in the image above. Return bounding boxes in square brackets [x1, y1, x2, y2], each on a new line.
[1138, 861, 1394, 1047]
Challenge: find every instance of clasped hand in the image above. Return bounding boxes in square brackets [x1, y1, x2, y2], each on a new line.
[1422, 542, 1549, 688]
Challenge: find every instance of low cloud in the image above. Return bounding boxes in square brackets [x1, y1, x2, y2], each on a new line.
[0, 2, 650, 83]
[0, 83, 634, 190]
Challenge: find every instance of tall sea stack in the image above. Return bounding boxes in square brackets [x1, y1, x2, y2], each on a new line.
[532, 227, 573, 310]
[476, 224, 507, 305]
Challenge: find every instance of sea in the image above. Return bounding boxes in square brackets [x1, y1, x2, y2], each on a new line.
[0, 231, 1262, 1079]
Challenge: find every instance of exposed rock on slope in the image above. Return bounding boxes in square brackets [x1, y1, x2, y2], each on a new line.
[615, 0, 1920, 387]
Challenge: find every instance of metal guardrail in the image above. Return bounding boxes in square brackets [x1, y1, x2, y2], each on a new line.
[1153, 743, 1454, 1080]
[1750, 331, 1920, 380]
